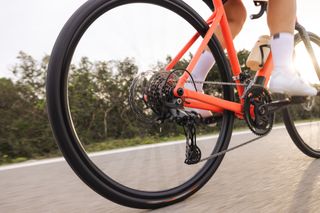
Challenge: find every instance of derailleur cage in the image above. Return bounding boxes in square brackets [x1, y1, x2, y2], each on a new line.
[181, 115, 201, 165]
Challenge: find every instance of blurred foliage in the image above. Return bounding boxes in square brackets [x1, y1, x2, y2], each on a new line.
[0, 52, 57, 164]
[2, 49, 316, 165]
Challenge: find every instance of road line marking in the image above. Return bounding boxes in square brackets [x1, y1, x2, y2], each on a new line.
[0, 158, 65, 172]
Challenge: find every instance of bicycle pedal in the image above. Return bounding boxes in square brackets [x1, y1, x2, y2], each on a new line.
[272, 93, 308, 103]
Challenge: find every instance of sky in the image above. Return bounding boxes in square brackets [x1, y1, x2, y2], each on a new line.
[0, 0, 319, 79]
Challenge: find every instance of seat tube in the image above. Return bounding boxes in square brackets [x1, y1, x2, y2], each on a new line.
[255, 53, 273, 87]
[218, 5, 244, 97]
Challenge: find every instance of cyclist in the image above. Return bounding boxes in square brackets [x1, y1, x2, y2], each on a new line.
[186, 0, 318, 117]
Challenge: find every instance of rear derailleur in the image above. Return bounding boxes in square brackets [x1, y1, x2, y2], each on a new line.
[171, 108, 224, 165]
[175, 112, 202, 165]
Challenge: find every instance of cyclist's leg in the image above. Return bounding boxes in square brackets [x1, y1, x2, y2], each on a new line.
[186, 0, 246, 117]
[215, 0, 247, 48]
[268, 0, 296, 35]
[268, 0, 317, 96]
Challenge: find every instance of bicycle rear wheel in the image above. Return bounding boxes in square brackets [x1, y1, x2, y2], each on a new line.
[283, 32, 320, 158]
[46, 0, 234, 209]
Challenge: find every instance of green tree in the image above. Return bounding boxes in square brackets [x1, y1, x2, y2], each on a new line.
[0, 48, 258, 164]
[237, 49, 250, 72]
[0, 78, 56, 163]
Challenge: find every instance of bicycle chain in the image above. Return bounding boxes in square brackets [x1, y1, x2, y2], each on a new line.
[199, 135, 266, 163]
[182, 80, 249, 87]
[181, 80, 265, 101]
[180, 80, 269, 163]
[175, 79, 271, 163]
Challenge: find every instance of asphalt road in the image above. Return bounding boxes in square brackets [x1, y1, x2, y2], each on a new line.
[1, 125, 320, 213]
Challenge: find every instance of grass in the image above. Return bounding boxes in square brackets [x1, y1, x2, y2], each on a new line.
[2, 118, 319, 166]
[1, 156, 28, 165]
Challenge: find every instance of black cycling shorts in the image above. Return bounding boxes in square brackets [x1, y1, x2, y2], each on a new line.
[203, 0, 228, 11]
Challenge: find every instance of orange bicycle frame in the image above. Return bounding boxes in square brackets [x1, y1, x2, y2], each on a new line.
[165, 0, 273, 117]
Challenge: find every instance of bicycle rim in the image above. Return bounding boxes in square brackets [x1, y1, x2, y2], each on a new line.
[47, 0, 234, 208]
[283, 32, 320, 158]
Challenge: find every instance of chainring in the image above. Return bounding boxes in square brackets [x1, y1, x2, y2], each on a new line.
[243, 86, 274, 136]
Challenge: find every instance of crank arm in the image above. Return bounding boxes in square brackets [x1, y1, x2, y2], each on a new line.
[260, 99, 291, 114]
[261, 96, 308, 114]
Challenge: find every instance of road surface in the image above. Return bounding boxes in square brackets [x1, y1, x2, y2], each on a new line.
[1, 125, 320, 212]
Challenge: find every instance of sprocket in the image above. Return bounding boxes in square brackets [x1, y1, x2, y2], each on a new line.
[129, 71, 178, 124]
[243, 86, 274, 136]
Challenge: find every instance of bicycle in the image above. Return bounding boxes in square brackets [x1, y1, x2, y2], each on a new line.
[46, 0, 320, 209]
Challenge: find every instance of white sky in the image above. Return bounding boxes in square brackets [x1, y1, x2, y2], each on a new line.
[0, 0, 319, 79]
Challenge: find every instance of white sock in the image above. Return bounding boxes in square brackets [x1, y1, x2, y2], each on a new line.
[270, 32, 295, 74]
[185, 50, 215, 92]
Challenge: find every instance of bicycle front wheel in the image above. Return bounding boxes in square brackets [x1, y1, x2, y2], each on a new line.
[46, 0, 234, 209]
[283, 32, 320, 158]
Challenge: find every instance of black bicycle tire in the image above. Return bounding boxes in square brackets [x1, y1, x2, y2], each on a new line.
[46, 0, 235, 209]
[283, 31, 320, 158]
